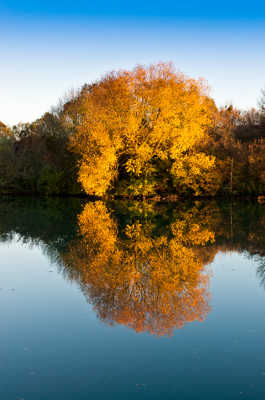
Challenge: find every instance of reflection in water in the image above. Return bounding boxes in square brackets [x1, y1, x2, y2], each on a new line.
[1, 198, 265, 336]
[62, 202, 214, 335]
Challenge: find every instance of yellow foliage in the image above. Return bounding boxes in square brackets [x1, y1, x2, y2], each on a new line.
[171, 152, 217, 196]
[69, 63, 216, 196]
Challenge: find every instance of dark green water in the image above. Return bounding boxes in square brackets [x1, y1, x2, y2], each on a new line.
[1, 198, 265, 399]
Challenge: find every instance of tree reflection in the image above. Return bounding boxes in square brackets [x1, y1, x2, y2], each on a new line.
[1, 198, 265, 334]
[62, 201, 214, 336]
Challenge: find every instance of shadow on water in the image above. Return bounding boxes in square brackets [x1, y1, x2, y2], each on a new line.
[1, 197, 265, 335]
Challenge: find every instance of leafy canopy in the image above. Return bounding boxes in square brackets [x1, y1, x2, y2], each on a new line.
[70, 63, 216, 196]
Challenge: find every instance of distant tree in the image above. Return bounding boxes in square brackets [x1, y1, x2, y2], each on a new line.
[0, 113, 81, 195]
[258, 86, 265, 112]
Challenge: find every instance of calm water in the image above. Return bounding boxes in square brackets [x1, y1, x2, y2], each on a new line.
[1, 198, 265, 399]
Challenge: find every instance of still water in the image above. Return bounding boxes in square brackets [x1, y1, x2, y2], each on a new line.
[1, 198, 265, 399]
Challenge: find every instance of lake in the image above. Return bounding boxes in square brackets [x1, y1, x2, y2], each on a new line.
[1, 197, 265, 399]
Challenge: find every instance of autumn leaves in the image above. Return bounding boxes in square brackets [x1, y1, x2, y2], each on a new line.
[2, 62, 264, 197]
[69, 63, 216, 197]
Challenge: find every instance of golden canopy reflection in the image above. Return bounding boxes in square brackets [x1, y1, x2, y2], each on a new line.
[62, 201, 215, 336]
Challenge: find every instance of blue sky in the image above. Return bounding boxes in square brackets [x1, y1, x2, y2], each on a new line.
[0, 1, 265, 125]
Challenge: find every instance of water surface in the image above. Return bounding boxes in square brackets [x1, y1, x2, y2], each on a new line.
[1, 198, 265, 399]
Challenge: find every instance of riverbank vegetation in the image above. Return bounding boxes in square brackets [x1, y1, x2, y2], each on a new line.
[1, 63, 265, 198]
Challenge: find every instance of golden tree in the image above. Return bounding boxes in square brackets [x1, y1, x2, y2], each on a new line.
[69, 63, 216, 196]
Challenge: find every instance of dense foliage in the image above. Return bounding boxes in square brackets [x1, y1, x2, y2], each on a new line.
[0, 113, 82, 195]
[1, 63, 265, 197]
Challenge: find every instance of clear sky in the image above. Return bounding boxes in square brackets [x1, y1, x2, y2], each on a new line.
[0, 0, 265, 125]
